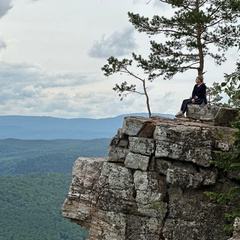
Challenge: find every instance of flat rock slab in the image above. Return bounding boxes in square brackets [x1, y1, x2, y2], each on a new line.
[153, 122, 212, 167]
[187, 105, 239, 127]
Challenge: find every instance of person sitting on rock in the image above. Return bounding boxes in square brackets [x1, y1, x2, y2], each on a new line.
[175, 75, 207, 117]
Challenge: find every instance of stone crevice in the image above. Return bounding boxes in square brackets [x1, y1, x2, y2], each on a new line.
[159, 184, 170, 240]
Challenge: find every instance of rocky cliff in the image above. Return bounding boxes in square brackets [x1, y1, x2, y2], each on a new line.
[62, 114, 239, 240]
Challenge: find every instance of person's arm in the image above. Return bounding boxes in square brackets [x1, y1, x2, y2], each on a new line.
[202, 84, 208, 104]
[191, 85, 196, 99]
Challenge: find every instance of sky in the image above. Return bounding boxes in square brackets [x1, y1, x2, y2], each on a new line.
[0, 0, 238, 119]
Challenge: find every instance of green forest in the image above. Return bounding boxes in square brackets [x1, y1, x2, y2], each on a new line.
[0, 138, 110, 175]
[0, 138, 110, 240]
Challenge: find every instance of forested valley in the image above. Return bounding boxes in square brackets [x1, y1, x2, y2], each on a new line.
[0, 138, 110, 240]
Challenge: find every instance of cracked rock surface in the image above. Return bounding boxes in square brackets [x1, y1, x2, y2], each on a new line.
[62, 116, 239, 240]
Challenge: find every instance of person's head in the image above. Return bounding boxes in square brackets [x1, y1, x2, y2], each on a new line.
[196, 75, 204, 84]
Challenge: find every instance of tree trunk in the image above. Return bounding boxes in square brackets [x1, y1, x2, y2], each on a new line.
[142, 79, 152, 117]
[196, 0, 204, 76]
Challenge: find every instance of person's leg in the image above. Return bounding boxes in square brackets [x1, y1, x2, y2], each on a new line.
[194, 98, 203, 105]
[181, 99, 192, 113]
[175, 99, 192, 117]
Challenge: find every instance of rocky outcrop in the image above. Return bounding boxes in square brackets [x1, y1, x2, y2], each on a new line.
[186, 105, 238, 127]
[62, 116, 239, 240]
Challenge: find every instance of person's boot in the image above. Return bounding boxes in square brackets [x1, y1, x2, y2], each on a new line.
[175, 110, 184, 117]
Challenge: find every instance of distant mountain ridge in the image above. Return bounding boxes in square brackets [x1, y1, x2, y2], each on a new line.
[0, 113, 174, 140]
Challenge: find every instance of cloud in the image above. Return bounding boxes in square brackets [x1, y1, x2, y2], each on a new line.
[0, 62, 95, 97]
[0, 0, 12, 51]
[152, 0, 164, 7]
[0, 61, 179, 118]
[0, 62, 121, 118]
[0, 37, 7, 51]
[0, 0, 13, 19]
[0, 58, 198, 118]
[0, 62, 94, 87]
[88, 27, 138, 58]
[132, 0, 163, 8]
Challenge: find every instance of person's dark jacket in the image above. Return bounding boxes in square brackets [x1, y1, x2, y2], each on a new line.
[191, 83, 207, 104]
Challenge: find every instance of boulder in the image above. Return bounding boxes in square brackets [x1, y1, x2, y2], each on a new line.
[107, 146, 129, 163]
[122, 116, 150, 136]
[63, 157, 168, 240]
[108, 128, 129, 163]
[125, 152, 150, 171]
[153, 122, 212, 167]
[128, 137, 155, 156]
[166, 162, 217, 188]
[186, 105, 239, 127]
[163, 185, 228, 240]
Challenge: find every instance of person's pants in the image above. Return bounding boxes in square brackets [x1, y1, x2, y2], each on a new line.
[181, 98, 203, 113]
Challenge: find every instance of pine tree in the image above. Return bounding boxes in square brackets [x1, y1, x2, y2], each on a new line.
[102, 0, 240, 116]
[102, 57, 152, 117]
[206, 61, 240, 108]
[128, 0, 240, 79]
[222, 61, 240, 109]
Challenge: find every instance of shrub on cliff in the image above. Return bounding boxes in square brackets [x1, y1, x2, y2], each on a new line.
[206, 58, 240, 237]
[206, 113, 240, 237]
[207, 61, 240, 108]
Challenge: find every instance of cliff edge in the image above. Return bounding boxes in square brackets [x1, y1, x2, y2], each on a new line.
[62, 115, 239, 240]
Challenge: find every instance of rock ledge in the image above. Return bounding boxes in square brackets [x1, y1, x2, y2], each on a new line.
[62, 116, 239, 240]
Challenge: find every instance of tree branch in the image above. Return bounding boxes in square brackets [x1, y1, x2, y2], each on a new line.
[120, 68, 145, 83]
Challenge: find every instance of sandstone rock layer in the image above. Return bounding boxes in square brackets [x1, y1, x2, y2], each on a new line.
[62, 116, 238, 240]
